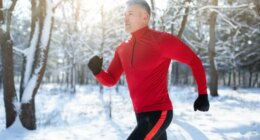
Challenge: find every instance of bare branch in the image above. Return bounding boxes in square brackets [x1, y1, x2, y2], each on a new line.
[13, 46, 26, 56]
[198, 3, 254, 11]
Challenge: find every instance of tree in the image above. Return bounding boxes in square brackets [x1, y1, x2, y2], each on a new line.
[167, 0, 192, 89]
[19, 0, 53, 130]
[1, 0, 54, 130]
[208, 0, 219, 96]
[150, 0, 156, 29]
[0, 0, 18, 129]
[254, 0, 260, 16]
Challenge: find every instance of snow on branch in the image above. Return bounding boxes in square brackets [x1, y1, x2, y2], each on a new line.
[210, 8, 238, 29]
[13, 46, 26, 56]
[3, 0, 13, 10]
[40, 0, 53, 49]
[198, 3, 255, 11]
[21, 0, 53, 103]
[64, 47, 73, 58]
[23, 22, 40, 88]
[0, 24, 7, 32]
[163, 3, 255, 10]
[53, 0, 64, 10]
[36, 0, 40, 8]
[21, 74, 38, 103]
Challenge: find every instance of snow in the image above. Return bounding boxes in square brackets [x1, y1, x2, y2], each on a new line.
[21, 0, 53, 102]
[36, 0, 39, 8]
[21, 74, 38, 103]
[13, 97, 21, 114]
[210, 8, 238, 29]
[23, 22, 40, 88]
[3, 0, 13, 10]
[197, 3, 253, 11]
[249, 3, 256, 10]
[0, 85, 260, 140]
[13, 47, 26, 56]
[40, 0, 52, 49]
[0, 24, 6, 32]
[248, 40, 252, 45]
[0, 117, 28, 139]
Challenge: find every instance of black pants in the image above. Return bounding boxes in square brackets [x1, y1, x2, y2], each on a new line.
[127, 110, 173, 140]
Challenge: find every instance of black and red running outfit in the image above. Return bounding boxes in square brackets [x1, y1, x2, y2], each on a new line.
[95, 26, 207, 139]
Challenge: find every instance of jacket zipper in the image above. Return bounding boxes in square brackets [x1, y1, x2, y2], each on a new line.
[131, 36, 136, 67]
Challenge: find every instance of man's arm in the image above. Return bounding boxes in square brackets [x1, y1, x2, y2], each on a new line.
[160, 33, 209, 111]
[161, 33, 207, 94]
[88, 50, 123, 87]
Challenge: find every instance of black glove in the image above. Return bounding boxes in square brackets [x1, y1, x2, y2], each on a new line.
[88, 55, 103, 75]
[194, 94, 210, 112]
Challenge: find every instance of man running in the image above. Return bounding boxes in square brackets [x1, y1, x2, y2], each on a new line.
[88, 0, 210, 139]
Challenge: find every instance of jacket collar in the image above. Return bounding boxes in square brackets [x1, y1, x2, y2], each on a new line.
[131, 26, 149, 39]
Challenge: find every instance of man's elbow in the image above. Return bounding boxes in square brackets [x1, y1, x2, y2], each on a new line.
[100, 80, 117, 87]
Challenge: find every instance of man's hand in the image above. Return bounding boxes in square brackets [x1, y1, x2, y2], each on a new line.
[194, 94, 210, 112]
[88, 55, 103, 75]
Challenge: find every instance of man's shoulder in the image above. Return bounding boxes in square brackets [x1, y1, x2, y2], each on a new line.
[153, 29, 177, 38]
[148, 29, 176, 42]
[115, 40, 129, 52]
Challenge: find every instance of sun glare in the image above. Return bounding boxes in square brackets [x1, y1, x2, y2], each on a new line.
[81, 0, 124, 11]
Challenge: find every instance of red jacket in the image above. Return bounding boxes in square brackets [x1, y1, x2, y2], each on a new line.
[96, 26, 207, 113]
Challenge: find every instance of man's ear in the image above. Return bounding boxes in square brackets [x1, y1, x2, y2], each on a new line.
[143, 14, 149, 20]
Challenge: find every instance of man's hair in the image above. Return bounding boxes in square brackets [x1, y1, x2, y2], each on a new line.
[126, 0, 151, 16]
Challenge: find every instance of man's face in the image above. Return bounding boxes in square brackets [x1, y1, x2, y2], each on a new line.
[124, 5, 149, 33]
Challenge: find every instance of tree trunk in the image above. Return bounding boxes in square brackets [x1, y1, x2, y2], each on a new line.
[70, 0, 80, 93]
[171, 25, 178, 85]
[19, 0, 53, 130]
[0, 69, 2, 89]
[238, 69, 241, 87]
[256, 72, 260, 87]
[179, 0, 191, 87]
[248, 69, 253, 88]
[167, 62, 173, 90]
[242, 70, 246, 87]
[208, 0, 218, 96]
[150, 0, 155, 29]
[0, 0, 3, 20]
[70, 63, 76, 93]
[169, 0, 191, 88]
[174, 63, 179, 85]
[78, 65, 85, 85]
[0, 31, 17, 128]
[0, 56, 2, 89]
[222, 72, 226, 86]
[254, 0, 260, 16]
[232, 68, 237, 90]
[20, 101, 36, 130]
[228, 71, 231, 86]
[177, 0, 191, 37]
[253, 72, 258, 87]
[0, 0, 18, 128]
[184, 68, 189, 85]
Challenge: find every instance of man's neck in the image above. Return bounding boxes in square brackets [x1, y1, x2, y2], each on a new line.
[131, 26, 149, 38]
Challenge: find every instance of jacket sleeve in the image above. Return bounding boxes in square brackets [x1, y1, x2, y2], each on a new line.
[95, 49, 123, 87]
[160, 33, 207, 94]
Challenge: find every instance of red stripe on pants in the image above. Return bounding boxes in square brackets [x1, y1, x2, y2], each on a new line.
[144, 111, 168, 140]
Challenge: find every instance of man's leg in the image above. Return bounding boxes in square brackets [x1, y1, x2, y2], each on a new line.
[127, 110, 172, 140]
[157, 131, 167, 140]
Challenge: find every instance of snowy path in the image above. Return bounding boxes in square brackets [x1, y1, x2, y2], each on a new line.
[0, 85, 260, 140]
[109, 87, 211, 140]
[168, 118, 209, 140]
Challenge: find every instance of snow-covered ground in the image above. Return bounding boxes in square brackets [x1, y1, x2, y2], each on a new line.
[0, 85, 259, 140]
